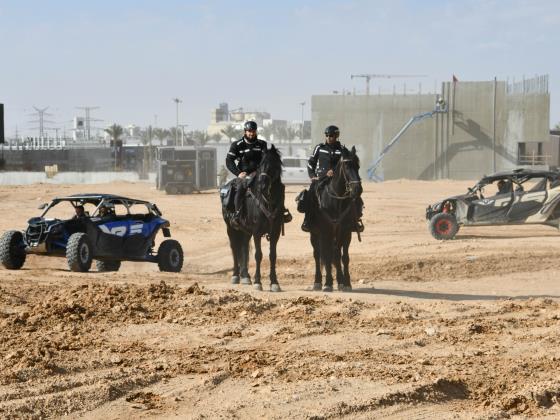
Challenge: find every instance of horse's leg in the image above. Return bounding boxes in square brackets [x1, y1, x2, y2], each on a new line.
[321, 233, 334, 292]
[268, 227, 281, 292]
[240, 233, 251, 285]
[311, 232, 322, 291]
[253, 235, 263, 291]
[227, 225, 240, 284]
[342, 230, 352, 291]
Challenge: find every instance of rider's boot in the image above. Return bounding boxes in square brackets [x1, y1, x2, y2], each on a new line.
[353, 219, 365, 233]
[301, 213, 311, 232]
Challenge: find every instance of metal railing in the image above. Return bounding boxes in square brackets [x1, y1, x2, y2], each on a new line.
[517, 152, 550, 166]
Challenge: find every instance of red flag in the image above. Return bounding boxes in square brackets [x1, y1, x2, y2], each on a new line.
[452, 74, 459, 83]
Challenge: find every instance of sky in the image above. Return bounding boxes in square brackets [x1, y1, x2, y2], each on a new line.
[0, 0, 558, 137]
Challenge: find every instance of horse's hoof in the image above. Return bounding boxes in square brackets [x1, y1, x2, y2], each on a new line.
[240, 277, 252, 285]
[337, 283, 344, 291]
[312, 283, 322, 291]
[323, 285, 333, 292]
[253, 283, 263, 291]
[342, 285, 352, 292]
[270, 284, 282, 292]
[231, 276, 240, 284]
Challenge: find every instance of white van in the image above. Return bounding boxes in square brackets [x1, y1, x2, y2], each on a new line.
[282, 157, 310, 185]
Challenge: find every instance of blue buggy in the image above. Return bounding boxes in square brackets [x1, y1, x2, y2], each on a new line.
[0, 194, 183, 272]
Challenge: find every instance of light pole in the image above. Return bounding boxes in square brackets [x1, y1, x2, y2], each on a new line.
[299, 101, 306, 140]
[172, 98, 182, 145]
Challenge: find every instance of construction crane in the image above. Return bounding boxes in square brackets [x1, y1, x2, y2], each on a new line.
[367, 96, 448, 181]
[350, 74, 427, 95]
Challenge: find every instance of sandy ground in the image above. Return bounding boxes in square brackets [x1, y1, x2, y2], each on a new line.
[1, 180, 560, 419]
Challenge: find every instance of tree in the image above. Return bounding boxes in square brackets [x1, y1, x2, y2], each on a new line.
[210, 132, 223, 143]
[153, 128, 170, 146]
[554, 122, 560, 130]
[192, 130, 210, 146]
[221, 125, 243, 141]
[168, 127, 182, 146]
[104, 123, 123, 144]
[260, 125, 273, 141]
[104, 124, 124, 171]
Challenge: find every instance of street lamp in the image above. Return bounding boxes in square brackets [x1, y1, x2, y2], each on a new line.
[172, 98, 182, 145]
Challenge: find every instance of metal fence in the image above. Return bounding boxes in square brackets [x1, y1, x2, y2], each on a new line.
[507, 75, 549, 95]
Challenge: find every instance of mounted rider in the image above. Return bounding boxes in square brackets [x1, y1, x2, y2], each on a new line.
[301, 125, 364, 233]
[226, 121, 291, 227]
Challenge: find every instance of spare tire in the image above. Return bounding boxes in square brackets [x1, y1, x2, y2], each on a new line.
[429, 213, 459, 240]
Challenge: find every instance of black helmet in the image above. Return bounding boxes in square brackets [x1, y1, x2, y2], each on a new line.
[244, 121, 258, 131]
[324, 125, 340, 136]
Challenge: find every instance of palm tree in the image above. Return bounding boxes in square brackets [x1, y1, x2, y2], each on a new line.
[104, 123, 124, 144]
[168, 127, 182, 146]
[104, 124, 124, 170]
[221, 125, 243, 141]
[153, 128, 170, 146]
[210, 132, 223, 143]
[192, 130, 210, 146]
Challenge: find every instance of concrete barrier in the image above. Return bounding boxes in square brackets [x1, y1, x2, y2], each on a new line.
[0, 172, 156, 185]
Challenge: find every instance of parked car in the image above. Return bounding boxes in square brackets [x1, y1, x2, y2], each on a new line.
[283, 157, 310, 184]
[425, 169, 560, 240]
[0, 194, 183, 272]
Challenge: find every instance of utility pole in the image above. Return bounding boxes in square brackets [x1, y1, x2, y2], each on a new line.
[172, 98, 182, 145]
[299, 101, 306, 140]
[75, 106, 101, 141]
[30, 106, 53, 139]
[350, 74, 427, 95]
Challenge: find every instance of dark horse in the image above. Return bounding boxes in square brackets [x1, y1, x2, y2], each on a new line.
[308, 146, 362, 292]
[222, 145, 285, 292]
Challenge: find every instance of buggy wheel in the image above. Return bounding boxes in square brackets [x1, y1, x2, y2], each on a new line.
[157, 239, 183, 272]
[181, 184, 193, 194]
[165, 184, 179, 195]
[66, 232, 93, 272]
[0, 230, 26, 270]
[429, 213, 459, 240]
[96, 260, 121, 272]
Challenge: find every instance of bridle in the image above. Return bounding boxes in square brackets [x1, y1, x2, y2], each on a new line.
[327, 157, 361, 200]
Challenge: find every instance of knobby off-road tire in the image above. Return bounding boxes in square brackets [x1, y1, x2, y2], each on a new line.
[0, 230, 26, 269]
[429, 213, 459, 240]
[157, 239, 183, 272]
[95, 260, 121, 272]
[66, 232, 93, 272]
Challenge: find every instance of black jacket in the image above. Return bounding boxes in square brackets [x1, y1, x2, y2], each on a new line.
[307, 141, 343, 178]
[226, 137, 268, 176]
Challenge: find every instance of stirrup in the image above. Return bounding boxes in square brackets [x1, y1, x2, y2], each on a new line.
[283, 209, 292, 223]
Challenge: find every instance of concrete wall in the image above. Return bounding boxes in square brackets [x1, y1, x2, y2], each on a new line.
[312, 79, 550, 180]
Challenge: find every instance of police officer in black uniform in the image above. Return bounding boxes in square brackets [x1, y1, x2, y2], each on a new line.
[301, 125, 364, 232]
[226, 121, 266, 225]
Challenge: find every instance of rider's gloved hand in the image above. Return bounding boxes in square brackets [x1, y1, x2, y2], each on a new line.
[238, 172, 247, 179]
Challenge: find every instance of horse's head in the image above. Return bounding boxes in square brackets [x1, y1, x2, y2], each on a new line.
[336, 146, 362, 198]
[256, 144, 283, 194]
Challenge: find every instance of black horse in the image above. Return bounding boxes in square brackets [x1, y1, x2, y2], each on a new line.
[222, 145, 285, 292]
[307, 146, 362, 292]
